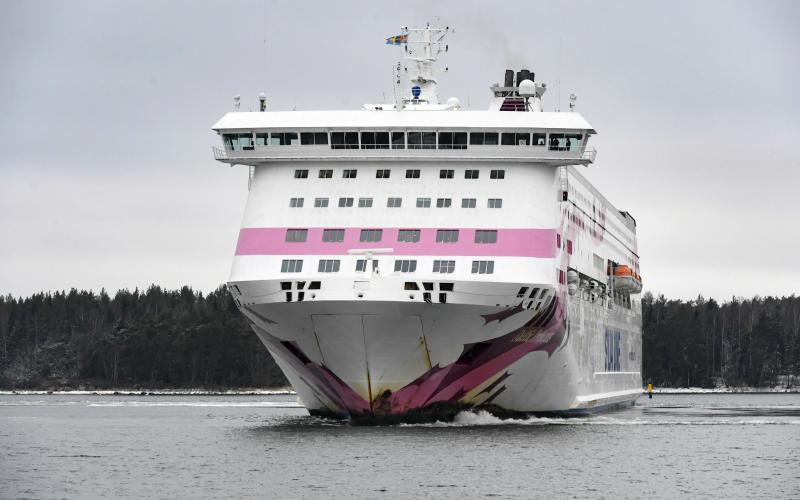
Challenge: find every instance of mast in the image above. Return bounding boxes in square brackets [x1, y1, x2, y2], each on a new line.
[401, 24, 449, 105]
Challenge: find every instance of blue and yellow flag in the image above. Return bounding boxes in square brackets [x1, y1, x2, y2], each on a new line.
[385, 34, 407, 45]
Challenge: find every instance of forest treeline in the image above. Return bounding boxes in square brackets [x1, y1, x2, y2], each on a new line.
[0, 287, 798, 390]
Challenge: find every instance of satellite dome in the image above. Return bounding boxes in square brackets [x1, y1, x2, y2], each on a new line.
[518, 79, 536, 98]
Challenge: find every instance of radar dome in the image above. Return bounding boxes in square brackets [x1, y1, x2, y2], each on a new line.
[518, 79, 536, 98]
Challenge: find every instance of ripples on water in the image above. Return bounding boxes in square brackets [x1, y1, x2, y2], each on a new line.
[1, 393, 799, 499]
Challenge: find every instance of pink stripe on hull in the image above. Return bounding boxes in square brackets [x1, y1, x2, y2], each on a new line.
[235, 227, 557, 258]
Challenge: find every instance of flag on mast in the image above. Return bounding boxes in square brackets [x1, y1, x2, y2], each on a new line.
[385, 34, 408, 45]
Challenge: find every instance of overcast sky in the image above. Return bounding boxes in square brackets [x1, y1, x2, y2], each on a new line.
[1, 0, 798, 300]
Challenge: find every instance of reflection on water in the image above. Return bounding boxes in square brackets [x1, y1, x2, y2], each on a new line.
[1, 393, 799, 499]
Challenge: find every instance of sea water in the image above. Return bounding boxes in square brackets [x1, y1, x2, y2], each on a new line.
[1, 393, 798, 499]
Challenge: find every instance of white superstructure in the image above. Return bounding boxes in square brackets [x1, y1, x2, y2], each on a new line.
[212, 26, 642, 421]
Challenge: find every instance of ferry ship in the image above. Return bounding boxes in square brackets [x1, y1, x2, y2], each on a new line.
[212, 26, 643, 421]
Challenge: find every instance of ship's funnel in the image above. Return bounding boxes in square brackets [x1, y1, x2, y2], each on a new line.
[504, 69, 514, 87]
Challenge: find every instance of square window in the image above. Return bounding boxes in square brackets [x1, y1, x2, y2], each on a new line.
[416, 197, 431, 208]
[318, 169, 333, 178]
[436, 198, 452, 208]
[294, 169, 308, 179]
[314, 197, 329, 207]
[356, 259, 367, 272]
[397, 229, 420, 242]
[490, 170, 505, 179]
[322, 229, 345, 242]
[433, 260, 455, 273]
[405, 169, 420, 179]
[471, 260, 494, 274]
[475, 230, 498, 244]
[436, 229, 459, 243]
[285, 229, 308, 242]
[488, 198, 503, 208]
[394, 259, 417, 272]
[464, 170, 479, 179]
[359, 229, 383, 242]
[289, 197, 304, 208]
[439, 169, 454, 179]
[358, 198, 373, 208]
[461, 198, 476, 208]
[280, 259, 303, 273]
[343, 169, 357, 179]
[318, 259, 341, 273]
[376, 169, 391, 179]
[387, 197, 402, 208]
[338, 197, 354, 207]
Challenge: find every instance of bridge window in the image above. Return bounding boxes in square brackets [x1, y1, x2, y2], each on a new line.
[391, 132, 405, 149]
[407, 131, 436, 149]
[270, 132, 298, 145]
[433, 260, 456, 273]
[475, 230, 498, 244]
[223, 133, 254, 151]
[464, 169, 479, 179]
[285, 229, 308, 242]
[255, 133, 268, 147]
[338, 197, 354, 207]
[488, 198, 503, 208]
[469, 132, 499, 145]
[318, 169, 333, 178]
[416, 197, 431, 208]
[318, 259, 341, 273]
[501, 132, 530, 146]
[438, 132, 467, 150]
[330, 131, 359, 149]
[398, 229, 420, 243]
[322, 229, 345, 242]
[387, 197, 402, 208]
[360, 131, 390, 149]
[532, 133, 546, 145]
[436, 229, 459, 243]
[289, 197, 304, 208]
[394, 259, 417, 273]
[406, 169, 421, 179]
[436, 198, 452, 208]
[471, 260, 495, 274]
[314, 197, 329, 207]
[376, 169, 391, 179]
[462, 198, 476, 208]
[548, 133, 583, 151]
[300, 132, 328, 145]
[294, 169, 308, 179]
[280, 259, 303, 273]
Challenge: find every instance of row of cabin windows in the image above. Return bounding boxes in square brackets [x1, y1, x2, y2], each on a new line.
[294, 168, 506, 179]
[291, 197, 503, 209]
[280, 259, 495, 274]
[223, 131, 584, 152]
[285, 229, 498, 244]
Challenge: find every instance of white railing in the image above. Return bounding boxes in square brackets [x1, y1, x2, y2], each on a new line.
[582, 147, 597, 163]
[212, 145, 228, 160]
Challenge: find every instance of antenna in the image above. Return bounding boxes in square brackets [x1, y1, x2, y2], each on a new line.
[233, 94, 240, 111]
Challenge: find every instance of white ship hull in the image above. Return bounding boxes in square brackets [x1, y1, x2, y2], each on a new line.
[236, 280, 641, 421]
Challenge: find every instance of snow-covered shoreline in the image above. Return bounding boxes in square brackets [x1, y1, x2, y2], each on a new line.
[650, 387, 799, 394]
[0, 388, 297, 396]
[1, 387, 798, 396]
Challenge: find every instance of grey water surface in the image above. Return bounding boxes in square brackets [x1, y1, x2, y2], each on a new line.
[1, 393, 798, 499]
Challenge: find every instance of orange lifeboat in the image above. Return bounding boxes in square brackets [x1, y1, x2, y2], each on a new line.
[612, 265, 643, 293]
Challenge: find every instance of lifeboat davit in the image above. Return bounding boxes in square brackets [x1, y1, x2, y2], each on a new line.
[612, 265, 643, 293]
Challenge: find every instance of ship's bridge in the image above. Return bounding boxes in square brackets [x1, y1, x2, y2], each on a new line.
[211, 110, 597, 167]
